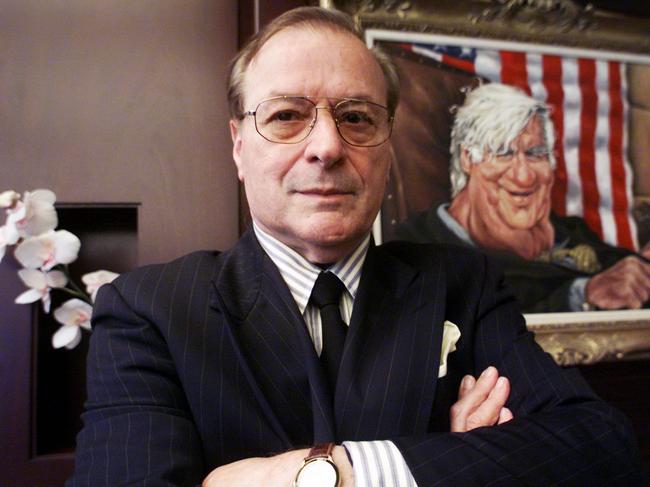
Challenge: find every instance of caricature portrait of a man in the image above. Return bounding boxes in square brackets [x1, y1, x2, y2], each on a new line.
[398, 83, 650, 313]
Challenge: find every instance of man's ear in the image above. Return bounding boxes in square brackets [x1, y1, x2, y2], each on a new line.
[385, 144, 395, 187]
[459, 147, 473, 174]
[229, 119, 245, 182]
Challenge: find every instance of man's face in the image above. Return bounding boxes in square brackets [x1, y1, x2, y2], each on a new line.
[230, 26, 391, 262]
[463, 116, 554, 231]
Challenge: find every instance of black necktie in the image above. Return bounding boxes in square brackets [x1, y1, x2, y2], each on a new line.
[310, 272, 347, 392]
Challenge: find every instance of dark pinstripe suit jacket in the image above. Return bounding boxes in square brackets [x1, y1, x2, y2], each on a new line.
[68, 230, 644, 486]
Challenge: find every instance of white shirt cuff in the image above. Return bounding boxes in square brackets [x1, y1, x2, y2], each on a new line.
[342, 440, 418, 487]
[568, 277, 590, 311]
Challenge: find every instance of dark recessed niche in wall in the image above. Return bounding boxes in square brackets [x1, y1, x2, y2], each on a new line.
[33, 204, 138, 456]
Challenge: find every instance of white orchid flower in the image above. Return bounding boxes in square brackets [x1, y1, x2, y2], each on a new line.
[0, 218, 20, 246]
[0, 190, 20, 208]
[82, 270, 119, 301]
[15, 268, 68, 313]
[14, 230, 81, 270]
[52, 298, 93, 349]
[7, 189, 58, 238]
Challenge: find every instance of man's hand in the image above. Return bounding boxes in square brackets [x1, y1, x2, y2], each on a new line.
[450, 366, 513, 432]
[202, 446, 354, 487]
[586, 255, 650, 309]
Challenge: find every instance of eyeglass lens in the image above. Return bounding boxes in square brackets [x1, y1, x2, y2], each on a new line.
[252, 97, 391, 147]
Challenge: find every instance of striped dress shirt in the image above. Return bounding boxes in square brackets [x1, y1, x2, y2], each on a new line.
[254, 223, 418, 487]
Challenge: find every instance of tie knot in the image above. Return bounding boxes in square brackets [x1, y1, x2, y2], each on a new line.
[310, 272, 345, 309]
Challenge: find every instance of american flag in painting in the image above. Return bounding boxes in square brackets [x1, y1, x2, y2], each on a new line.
[403, 42, 638, 250]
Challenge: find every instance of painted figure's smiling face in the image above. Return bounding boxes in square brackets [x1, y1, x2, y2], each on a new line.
[464, 115, 554, 233]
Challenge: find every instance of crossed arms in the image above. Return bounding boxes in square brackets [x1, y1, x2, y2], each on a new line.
[202, 366, 513, 486]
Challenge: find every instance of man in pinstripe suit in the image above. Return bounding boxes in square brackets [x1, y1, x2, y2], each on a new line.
[68, 7, 644, 487]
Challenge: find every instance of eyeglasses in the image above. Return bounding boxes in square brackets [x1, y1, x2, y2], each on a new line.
[242, 96, 393, 147]
[492, 146, 551, 163]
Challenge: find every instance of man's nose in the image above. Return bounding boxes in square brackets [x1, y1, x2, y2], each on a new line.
[304, 108, 345, 167]
[509, 154, 536, 186]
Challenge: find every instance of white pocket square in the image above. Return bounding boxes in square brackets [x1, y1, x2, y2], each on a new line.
[438, 320, 461, 378]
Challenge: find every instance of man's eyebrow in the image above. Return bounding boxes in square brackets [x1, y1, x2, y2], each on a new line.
[340, 94, 375, 101]
[527, 145, 550, 153]
[263, 92, 377, 102]
[492, 144, 549, 155]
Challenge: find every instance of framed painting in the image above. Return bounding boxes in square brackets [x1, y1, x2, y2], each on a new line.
[323, 0, 650, 365]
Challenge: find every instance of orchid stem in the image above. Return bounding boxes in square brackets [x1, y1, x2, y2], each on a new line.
[62, 265, 90, 296]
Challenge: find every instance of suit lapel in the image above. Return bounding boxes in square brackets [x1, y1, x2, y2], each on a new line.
[211, 231, 336, 446]
[335, 243, 448, 439]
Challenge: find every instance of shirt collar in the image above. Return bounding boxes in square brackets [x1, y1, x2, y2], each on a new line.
[437, 203, 475, 246]
[253, 222, 370, 314]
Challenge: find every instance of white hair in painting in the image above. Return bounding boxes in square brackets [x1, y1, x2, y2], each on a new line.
[449, 83, 556, 197]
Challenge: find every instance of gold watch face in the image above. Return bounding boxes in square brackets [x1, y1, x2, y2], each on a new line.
[294, 458, 339, 487]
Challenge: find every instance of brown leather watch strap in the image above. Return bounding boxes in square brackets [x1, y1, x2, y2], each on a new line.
[306, 443, 335, 460]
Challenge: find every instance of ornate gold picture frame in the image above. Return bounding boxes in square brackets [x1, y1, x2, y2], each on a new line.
[323, 0, 650, 365]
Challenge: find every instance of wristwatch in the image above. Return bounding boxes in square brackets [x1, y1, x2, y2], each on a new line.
[293, 443, 340, 487]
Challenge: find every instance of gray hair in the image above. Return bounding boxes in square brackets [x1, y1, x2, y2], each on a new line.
[227, 6, 400, 120]
[449, 83, 556, 197]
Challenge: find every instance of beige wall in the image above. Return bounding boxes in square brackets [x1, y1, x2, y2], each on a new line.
[629, 64, 650, 196]
[0, 0, 239, 265]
